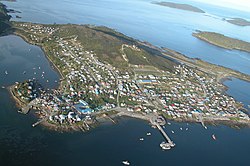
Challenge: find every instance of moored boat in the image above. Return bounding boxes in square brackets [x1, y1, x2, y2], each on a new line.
[122, 160, 130, 165]
[212, 134, 216, 140]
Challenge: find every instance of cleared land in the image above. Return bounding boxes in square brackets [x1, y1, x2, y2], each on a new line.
[152, 1, 205, 13]
[193, 31, 250, 53]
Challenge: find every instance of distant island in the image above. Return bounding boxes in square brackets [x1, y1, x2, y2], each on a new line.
[226, 18, 250, 27]
[152, 1, 205, 13]
[193, 31, 250, 53]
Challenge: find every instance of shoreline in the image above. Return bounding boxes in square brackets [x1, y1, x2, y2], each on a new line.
[12, 31, 65, 80]
[193, 32, 250, 54]
[6, 23, 250, 131]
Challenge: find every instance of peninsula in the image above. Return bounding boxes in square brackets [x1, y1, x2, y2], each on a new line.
[193, 31, 250, 53]
[226, 18, 250, 26]
[152, 1, 205, 13]
[6, 20, 249, 136]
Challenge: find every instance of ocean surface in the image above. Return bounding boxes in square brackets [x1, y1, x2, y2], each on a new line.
[0, 0, 250, 165]
[3, 0, 250, 75]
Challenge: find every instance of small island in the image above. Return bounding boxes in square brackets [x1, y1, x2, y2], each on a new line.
[226, 18, 250, 27]
[152, 1, 205, 13]
[193, 31, 250, 53]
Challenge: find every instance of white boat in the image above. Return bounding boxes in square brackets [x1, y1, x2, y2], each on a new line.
[167, 122, 171, 125]
[146, 132, 151, 136]
[186, 128, 188, 131]
[180, 127, 183, 130]
[1, 86, 5, 89]
[160, 142, 171, 150]
[5, 70, 8, 75]
[139, 137, 144, 141]
[171, 130, 175, 134]
[122, 160, 130, 165]
[212, 134, 216, 140]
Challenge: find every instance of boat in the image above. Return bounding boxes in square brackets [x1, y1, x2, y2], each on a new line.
[180, 127, 183, 130]
[160, 142, 171, 150]
[1, 86, 5, 89]
[122, 160, 130, 165]
[186, 128, 188, 131]
[23, 71, 26, 74]
[212, 134, 216, 140]
[139, 137, 144, 141]
[167, 122, 171, 125]
[171, 130, 175, 134]
[5, 70, 8, 75]
[146, 132, 151, 136]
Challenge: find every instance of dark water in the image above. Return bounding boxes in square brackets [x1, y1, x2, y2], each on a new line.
[224, 78, 250, 110]
[0, 0, 250, 165]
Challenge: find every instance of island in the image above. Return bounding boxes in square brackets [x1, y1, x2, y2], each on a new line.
[226, 18, 250, 27]
[152, 1, 205, 13]
[193, 31, 250, 53]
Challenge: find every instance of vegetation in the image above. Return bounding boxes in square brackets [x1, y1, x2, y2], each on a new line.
[152, 1, 205, 13]
[51, 24, 176, 70]
[193, 31, 250, 53]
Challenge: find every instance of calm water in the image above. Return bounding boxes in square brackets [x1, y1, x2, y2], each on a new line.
[3, 0, 250, 75]
[1, 0, 250, 165]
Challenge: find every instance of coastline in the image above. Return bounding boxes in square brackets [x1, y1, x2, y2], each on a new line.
[12, 31, 64, 90]
[192, 32, 250, 54]
[6, 22, 250, 131]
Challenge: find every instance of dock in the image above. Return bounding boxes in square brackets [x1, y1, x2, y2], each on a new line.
[154, 122, 175, 147]
[32, 118, 46, 127]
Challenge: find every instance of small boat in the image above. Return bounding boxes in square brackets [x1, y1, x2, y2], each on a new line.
[162, 125, 165, 128]
[146, 132, 151, 136]
[204, 126, 207, 129]
[5, 70, 8, 75]
[1, 86, 5, 89]
[180, 127, 183, 131]
[186, 128, 188, 131]
[171, 130, 175, 134]
[122, 160, 130, 165]
[167, 122, 171, 125]
[23, 71, 26, 74]
[139, 137, 144, 141]
[212, 134, 216, 140]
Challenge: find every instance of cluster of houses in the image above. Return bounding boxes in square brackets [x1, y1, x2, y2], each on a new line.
[14, 79, 42, 102]
[16, 23, 249, 127]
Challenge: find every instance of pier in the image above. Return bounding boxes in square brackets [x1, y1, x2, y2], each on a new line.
[32, 118, 47, 127]
[153, 121, 175, 148]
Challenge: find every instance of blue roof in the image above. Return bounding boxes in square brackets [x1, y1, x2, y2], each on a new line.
[74, 103, 93, 113]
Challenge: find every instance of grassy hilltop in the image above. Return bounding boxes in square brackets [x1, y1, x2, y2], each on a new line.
[14, 22, 177, 71]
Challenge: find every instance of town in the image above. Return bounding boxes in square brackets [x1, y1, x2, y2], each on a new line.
[10, 22, 250, 149]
